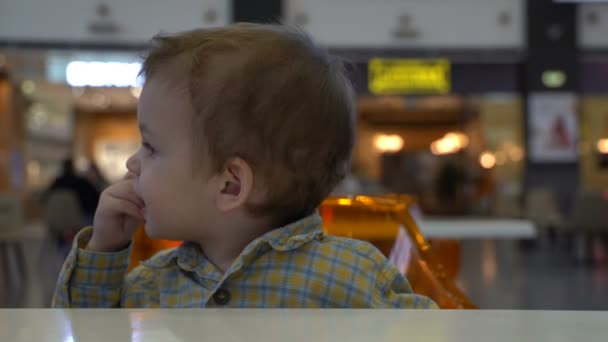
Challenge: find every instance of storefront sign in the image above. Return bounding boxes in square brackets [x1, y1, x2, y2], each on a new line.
[368, 58, 450, 95]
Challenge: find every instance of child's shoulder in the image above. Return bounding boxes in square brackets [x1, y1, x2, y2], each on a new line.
[290, 235, 401, 291]
[303, 234, 390, 268]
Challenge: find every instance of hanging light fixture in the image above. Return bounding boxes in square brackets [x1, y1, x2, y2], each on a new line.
[374, 134, 404, 153]
[479, 152, 497, 169]
[430, 132, 469, 155]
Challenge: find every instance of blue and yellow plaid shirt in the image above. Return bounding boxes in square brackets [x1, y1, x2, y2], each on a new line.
[53, 213, 437, 308]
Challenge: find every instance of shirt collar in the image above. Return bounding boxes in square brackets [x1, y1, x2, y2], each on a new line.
[257, 211, 324, 251]
[143, 212, 324, 270]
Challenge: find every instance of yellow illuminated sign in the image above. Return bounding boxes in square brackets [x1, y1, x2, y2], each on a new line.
[368, 58, 451, 95]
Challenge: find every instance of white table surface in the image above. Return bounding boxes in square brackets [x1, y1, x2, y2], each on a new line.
[419, 218, 537, 239]
[1, 309, 606, 342]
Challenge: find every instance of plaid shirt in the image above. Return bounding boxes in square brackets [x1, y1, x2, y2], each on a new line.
[53, 213, 437, 308]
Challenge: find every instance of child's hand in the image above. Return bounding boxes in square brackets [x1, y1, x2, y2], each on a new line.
[87, 172, 145, 252]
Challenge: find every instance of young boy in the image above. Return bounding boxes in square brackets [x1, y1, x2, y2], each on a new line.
[52, 24, 436, 309]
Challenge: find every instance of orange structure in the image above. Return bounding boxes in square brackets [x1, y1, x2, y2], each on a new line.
[128, 227, 180, 271]
[320, 195, 476, 309]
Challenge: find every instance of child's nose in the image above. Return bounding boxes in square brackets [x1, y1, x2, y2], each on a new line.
[126, 153, 141, 176]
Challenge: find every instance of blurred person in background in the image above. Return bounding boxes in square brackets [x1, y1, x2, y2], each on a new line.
[86, 161, 110, 192]
[46, 158, 101, 222]
[435, 158, 468, 215]
[45, 158, 101, 252]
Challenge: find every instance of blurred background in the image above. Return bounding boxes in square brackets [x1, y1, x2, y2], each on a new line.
[1, 0, 608, 309]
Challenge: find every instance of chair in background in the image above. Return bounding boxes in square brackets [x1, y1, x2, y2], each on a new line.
[565, 190, 608, 262]
[0, 193, 27, 306]
[524, 188, 563, 231]
[320, 195, 477, 309]
[492, 192, 522, 219]
[524, 188, 563, 249]
[34, 189, 86, 300]
[45, 190, 83, 250]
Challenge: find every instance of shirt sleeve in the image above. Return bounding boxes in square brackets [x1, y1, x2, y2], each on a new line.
[52, 227, 131, 308]
[373, 261, 439, 309]
[121, 264, 160, 308]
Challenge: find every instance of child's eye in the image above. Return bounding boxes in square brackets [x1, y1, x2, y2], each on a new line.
[142, 142, 156, 156]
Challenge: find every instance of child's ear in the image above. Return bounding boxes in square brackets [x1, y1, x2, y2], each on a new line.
[215, 157, 254, 212]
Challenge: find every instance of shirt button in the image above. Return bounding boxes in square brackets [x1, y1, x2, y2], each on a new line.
[212, 288, 231, 306]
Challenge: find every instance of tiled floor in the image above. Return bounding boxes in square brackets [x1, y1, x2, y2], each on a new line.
[2, 231, 608, 309]
[457, 238, 608, 310]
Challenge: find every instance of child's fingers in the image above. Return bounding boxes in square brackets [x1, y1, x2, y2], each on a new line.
[106, 180, 144, 209]
[119, 178, 144, 207]
[109, 190, 144, 209]
[124, 181, 145, 208]
[107, 197, 144, 221]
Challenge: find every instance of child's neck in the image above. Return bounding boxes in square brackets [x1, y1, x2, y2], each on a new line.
[195, 216, 273, 273]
